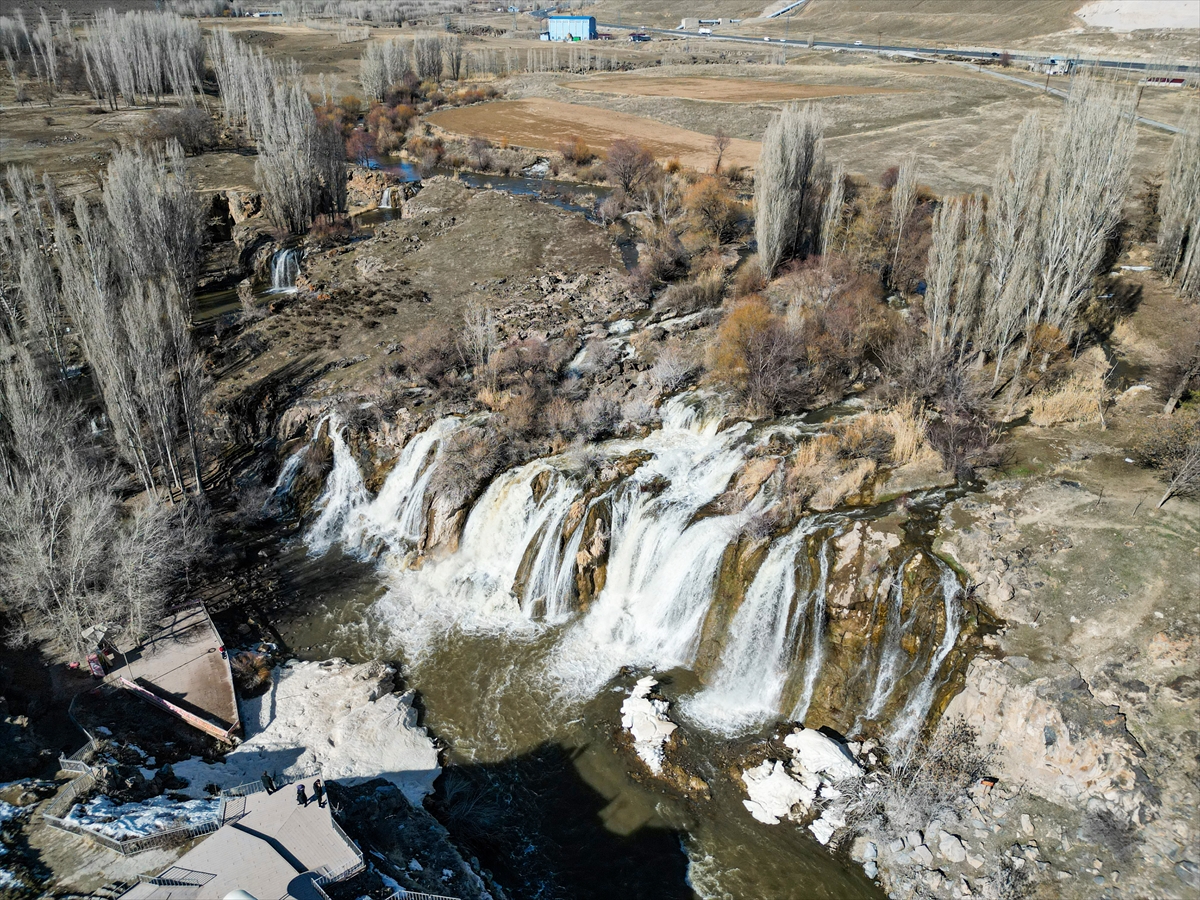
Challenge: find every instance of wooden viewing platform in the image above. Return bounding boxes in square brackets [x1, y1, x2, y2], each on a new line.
[106, 603, 240, 742]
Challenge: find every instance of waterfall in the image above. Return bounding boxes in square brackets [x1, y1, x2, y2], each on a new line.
[380, 186, 394, 208]
[340, 417, 463, 555]
[297, 388, 970, 739]
[889, 561, 964, 742]
[790, 532, 832, 723]
[681, 519, 826, 735]
[306, 423, 369, 555]
[861, 563, 918, 722]
[549, 407, 757, 694]
[269, 249, 301, 293]
[262, 415, 328, 515]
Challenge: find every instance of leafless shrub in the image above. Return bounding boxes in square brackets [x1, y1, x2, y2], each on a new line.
[603, 139, 657, 195]
[648, 338, 699, 393]
[656, 268, 723, 316]
[838, 717, 993, 842]
[139, 107, 216, 156]
[466, 134, 492, 171]
[1133, 409, 1200, 507]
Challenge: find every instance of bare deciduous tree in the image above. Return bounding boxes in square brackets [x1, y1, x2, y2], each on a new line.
[1155, 118, 1200, 297]
[754, 103, 828, 279]
[444, 35, 465, 81]
[712, 128, 731, 174]
[982, 112, 1044, 384]
[820, 161, 845, 260]
[1030, 76, 1136, 342]
[415, 34, 443, 81]
[890, 152, 918, 273]
[361, 37, 411, 100]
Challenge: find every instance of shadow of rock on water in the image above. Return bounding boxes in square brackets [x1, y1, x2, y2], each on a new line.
[429, 741, 693, 900]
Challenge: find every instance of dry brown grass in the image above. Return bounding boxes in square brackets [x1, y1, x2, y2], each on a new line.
[1029, 372, 1108, 427]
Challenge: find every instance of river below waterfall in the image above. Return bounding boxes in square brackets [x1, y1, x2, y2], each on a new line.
[262, 539, 883, 899]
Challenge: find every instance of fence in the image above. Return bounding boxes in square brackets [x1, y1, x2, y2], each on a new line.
[220, 764, 323, 800]
[59, 737, 99, 774]
[43, 757, 220, 857]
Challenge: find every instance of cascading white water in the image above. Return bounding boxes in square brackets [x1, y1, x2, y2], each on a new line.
[548, 405, 757, 695]
[380, 187, 394, 209]
[299, 389, 969, 738]
[681, 519, 826, 735]
[861, 561, 918, 722]
[340, 416, 463, 555]
[269, 249, 301, 293]
[262, 415, 328, 515]
[791, 533, 833, 723]
[306, 423, 369, 555]
[889, 561, 964, 742]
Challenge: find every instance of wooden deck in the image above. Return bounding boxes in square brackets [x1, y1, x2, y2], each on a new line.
[107, 605, 240, 741]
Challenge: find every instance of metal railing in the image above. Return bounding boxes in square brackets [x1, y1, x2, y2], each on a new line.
[59, 737, 99, 774]
[380, 890, 464, 900]
[42, 765, 220, 857]
[220, 764, 322, 800]
[136, 867, 216, 887]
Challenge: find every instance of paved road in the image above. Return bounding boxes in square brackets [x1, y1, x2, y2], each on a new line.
[599, 22, 1197, 74]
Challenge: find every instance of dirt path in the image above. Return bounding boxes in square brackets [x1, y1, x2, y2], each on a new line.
[561, 74, 907, 103]
[427, 97, 761, 171]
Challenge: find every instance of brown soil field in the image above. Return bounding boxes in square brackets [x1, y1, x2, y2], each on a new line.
[426, 98, 762, 171]
[561, 74, 907, 103]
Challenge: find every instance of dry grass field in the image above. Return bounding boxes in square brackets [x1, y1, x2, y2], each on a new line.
[561, 74, 908, 103]
[426, 97, 762, 171]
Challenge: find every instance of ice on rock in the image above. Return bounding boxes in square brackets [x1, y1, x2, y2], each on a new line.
[741, 760, 815, 825]
[620, 676, 678, 774]
[784, 728, 861, 781]
[173, 660, 440, 804]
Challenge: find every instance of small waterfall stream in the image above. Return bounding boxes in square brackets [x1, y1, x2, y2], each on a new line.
[380, 186, 394, 208]
[269, 248, 301, 293]
[262, 415, 328, 515]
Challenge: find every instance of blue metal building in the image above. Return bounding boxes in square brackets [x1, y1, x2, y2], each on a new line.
[546, 15, 597, 41]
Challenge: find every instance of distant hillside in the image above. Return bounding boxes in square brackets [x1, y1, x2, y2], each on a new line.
[584, 0, 1084, 39]
[782, 0, 1085, 45]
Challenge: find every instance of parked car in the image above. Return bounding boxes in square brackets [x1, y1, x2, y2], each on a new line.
[854, 39, 863, 45]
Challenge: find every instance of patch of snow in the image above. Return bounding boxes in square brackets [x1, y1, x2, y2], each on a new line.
[620, 676, 678, 774]
[808, 803, 847, 845]
[741, 759, 814, 825]
[376, 869, 402, 894]
[173, 660, 440, 805]
[64, 795, 219, 839]
[784, 728, 861, 781]
[0, 802, 27, 824]
[1076, 1, 1200, 31]
[139, 767, 158, 782]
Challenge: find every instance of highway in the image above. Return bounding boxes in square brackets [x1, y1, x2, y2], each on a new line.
[597, 22, 1197, 74]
